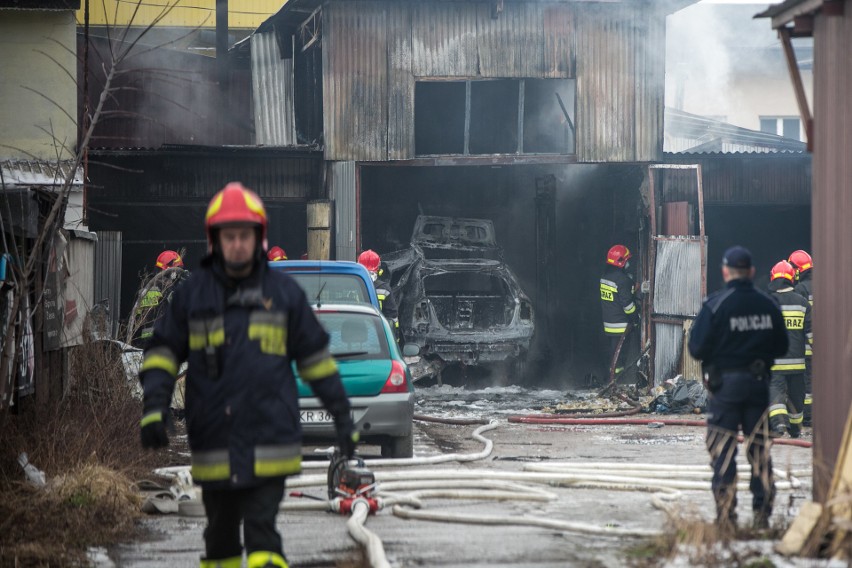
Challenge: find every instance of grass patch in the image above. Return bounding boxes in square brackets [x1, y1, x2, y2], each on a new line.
[0, 337, 174, 566]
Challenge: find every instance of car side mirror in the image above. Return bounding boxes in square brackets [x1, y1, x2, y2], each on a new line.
[402, 344, 420, 357]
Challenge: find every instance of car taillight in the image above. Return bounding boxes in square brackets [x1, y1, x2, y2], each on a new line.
[381, 360, 408, 394]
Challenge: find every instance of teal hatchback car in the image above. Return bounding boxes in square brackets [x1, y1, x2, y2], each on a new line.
[297, 303, 415, 458]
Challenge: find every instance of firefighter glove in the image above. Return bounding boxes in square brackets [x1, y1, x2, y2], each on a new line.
[334, 413, 359, 460]
[140, 409, 169, 449]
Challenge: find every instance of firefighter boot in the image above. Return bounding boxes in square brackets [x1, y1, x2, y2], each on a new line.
[247, 551, 288, 568]
[768, 416, 787, 438]
[200, 557, 242, 568]
[714, 486, 738, 539]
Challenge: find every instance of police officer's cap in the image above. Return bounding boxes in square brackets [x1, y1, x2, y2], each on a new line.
[722, 246, 752, 269]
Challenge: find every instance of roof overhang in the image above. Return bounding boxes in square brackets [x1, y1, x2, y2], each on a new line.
[1, 159, 83, 189]
[756, 0, 844, 31]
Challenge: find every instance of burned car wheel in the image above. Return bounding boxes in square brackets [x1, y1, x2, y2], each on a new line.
[382, 433, 414, 458]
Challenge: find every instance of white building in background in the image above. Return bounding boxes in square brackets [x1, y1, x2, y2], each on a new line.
[666, 2, 813, 144]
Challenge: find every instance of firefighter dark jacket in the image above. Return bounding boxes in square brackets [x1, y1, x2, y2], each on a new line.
[139, 255, 350, 489]
[794, 270, 813, 306]
[768, 280, 812, 375]
[599, 265, 638, 335]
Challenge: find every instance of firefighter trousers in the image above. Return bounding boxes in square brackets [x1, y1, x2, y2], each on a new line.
[803, 357, 812, 426]
[769, 373, 805, 437]
[706, 371, 775, 521]
[201, 478, 286, 562]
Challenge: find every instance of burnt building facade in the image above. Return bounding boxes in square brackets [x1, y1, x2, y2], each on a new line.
[244, 0, 814, 385]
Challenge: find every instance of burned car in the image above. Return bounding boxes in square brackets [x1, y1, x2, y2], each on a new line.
[384, 216, 534, 381]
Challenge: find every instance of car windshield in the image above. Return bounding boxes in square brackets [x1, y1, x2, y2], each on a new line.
[317, 311, 390, 361]
[290, 273, 371, 306]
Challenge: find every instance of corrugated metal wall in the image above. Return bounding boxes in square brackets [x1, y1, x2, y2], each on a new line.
[62, 232, 96, 347]
[324, 1, 388, 161]
[653, 239, 704, 317]
[387, 3, 414, 160]
[319, 1, 659, 162]
[252, 32, 297, 146]
[654, 322, 683, 384]
[329, 161, 357, 260]
[411, 2, 480, 77]
[652, 238, 705, 385]
[812, 7, 852, 498]
[575, 5, 664, 162]
[93, 230, 122, 338]
[663, 154, 811, 205]
[93, 153, 319, 200]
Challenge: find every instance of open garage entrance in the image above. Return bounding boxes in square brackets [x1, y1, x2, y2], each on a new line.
[359, 163, 646, 388]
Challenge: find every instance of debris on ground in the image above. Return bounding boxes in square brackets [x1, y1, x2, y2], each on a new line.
[647, 376, 708, 414]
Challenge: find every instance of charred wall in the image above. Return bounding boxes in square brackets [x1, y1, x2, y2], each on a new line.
[87, 148, 322, 319]
[316, 0, 665, 163]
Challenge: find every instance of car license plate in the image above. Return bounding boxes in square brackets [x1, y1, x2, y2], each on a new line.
[300, 410, 334, 423]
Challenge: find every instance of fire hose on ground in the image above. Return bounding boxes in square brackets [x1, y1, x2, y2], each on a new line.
[152, 419, 810, 567]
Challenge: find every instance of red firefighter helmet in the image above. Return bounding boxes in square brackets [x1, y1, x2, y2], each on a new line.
[156, 250, 183, 270]
[267, 246, 288, 261]
[788, 250, 813, 273]
[358, 250, 381, 272]
[771, 260, 796, 282]
[205, 182, 268, 250]
[606, 245, 631, 268]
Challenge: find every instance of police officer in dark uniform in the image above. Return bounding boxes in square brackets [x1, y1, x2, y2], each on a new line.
[688, 246, 788, 534]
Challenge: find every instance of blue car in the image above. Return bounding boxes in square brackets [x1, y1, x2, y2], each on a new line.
[269, 260, 379, 309]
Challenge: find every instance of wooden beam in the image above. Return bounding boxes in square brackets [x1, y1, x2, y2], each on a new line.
[778, 26, 813, 151]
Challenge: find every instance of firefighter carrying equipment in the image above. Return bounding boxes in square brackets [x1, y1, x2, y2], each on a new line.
[600, 263, 638, 335]
[139, 251, 353, 490]
[357, 250, 381, 273]
[205, 182, 269, 251]
[268, 246, 288, 262]
[157, 250, 184, 270]
[606, 244, 631, 269]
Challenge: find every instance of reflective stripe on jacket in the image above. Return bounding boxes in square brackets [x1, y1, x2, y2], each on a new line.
[769, 283, 812, 375]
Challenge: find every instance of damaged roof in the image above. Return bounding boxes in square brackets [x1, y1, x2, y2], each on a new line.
[664, 108, 807, 154]
[0, 159, 83, 188]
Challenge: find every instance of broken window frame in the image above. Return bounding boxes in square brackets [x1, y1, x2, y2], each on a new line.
[414, 78, 576, 158]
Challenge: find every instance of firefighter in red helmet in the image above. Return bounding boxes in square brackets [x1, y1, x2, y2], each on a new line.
[139, 182, 357, 568]
[767, 260, 812, 438]
[600, 245, 640, 383]
[358, 249, 400, 341]
[156, 250, 184, 270]
[133, 250, 189, 348]
[788, 249, 814, 426]
[267, 246, 288, 262]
